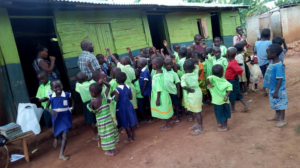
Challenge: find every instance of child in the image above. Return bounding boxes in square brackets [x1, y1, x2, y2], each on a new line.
[214, 37, 227, 57]
[136, 57, 152, 123]
[234, 43, 247, 93]
[75, 72, 98, 140]
[194, 34, 204, 54]
[88, 82, 119, 156]
[178, 47, 188, 72]
[164, 57, 181, 124]
[271, 37, 288, 65]
[195, 51, 208, 105]
[151, 57, 174, 131]
[109, 66, 121, 125]
[207, 65, 232, 131]
[254, 28, 272, 77]
[181, 47, 203, 135]
[113, 72, 137, 142]
[163, 40, 180, 63]
[250, 53, 263, 91]
[96, 54, 108, 75]
[263, 44, 288, 127]
[106, 47, 138, 110]
[225, 47, 249, 112]
[134, 69, 145, 123]
[233, 26, 249, 51]
[46, 80, 74, 161]
[36, 70, 52, 128]
[205, 47, 228, 78]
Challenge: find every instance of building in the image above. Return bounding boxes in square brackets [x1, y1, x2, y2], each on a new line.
[0, 0, 247, 125]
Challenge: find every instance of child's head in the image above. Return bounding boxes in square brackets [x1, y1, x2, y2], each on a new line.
[50, 79, 63, 95]
[152, 57, 164, 70]
[173, 44, 180, 52]
[113, 53, 119, 60]
[234, 43, 244, 53]
[267, 44, 283, 60]
[36, 45, 48, 58]
[227, 47, 237, 59]
[137, 53, 147, 58]
[110, 66, 121, 79]
[89, 83, 102, 98]
[213, 47, 221, 58]
[186, 49, 193, 59]
[206, 47, 213, 55]
[212, 64, 224, 78]
[137, 57, 148, 69]
[120, 56, 131, 65]
[164, 57, 173, 71]
[236, 26, 243, 36]
[77, 72, 88, 84]
[272, 37, 283, 46]
[179, 47, 187, 58]
[92, 70, 107, 84]
[213, 37, 222, 47]
[183, 59, 195, 73]
[134, 69, 140, 79]
[195, 50, 203, 62]
[194, 34, 202, 45]
[176, 63, 180, 70]
[96, 54, 105, 65]
[116, 72, 127, 84]
[81, 40, 94, 52]
[37, 70, 49, 85]
[150, 53, 164, 61]
[261, 28, 271, 40]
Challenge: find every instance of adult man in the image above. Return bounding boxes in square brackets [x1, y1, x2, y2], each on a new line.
[78, 40, 100, 77]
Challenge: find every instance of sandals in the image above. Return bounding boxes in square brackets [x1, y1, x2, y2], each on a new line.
[124, 139, 133, 144]
[189, 124, 199, 130]
[160, 126, 171, 131]
[173, 120, 180, 126]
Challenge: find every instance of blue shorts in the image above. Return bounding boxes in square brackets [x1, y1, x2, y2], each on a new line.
[170, 94, 180, 106]
[137, 98, 144, 113]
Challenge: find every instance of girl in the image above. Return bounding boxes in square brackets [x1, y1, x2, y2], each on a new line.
[151, 57, 174, 131]
[181, 46, 204, 135]
[113, 72, 137, 142]
[109, 66, 121, 125]
[234, 43, 247, 93]
[233, 26, 249, 51]
[88, 82, 119, 156]
[250, 53, 263, 91]
[263, 44, 288, 127]
[46, 80, 74, 161]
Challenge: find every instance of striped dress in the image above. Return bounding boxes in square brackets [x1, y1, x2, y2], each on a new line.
[87, 97, 119, 151]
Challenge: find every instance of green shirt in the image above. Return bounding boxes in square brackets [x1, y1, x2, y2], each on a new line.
[134, 80, 143, 98]
[174, 51, 180, 63]
[36, 81, 52, 109]
[151, 67, 166, 79]
[207, 75, 232, 105]
[164, 70, 180, 94]
[207, 54, 228, 77]
[177, 70, 184, 78]
[220, 45, 227, 57]
[178, 57, 186, 71]
[109, 79, 119, 94]
[117, 62, 136, 85]
[75, 80, 94, 103]
[181, 65, 199, 89]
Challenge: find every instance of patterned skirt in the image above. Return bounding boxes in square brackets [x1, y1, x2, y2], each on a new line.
[198, 79, 208, 95]
[269, 87, 288, 110]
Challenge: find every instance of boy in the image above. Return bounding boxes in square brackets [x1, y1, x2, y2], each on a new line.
[254, 28, 272, 77]
[75, 72, 98, 140]
[163, 40, 180, 63]
[271, 37, 288, 65]
[36, 70, 52, 128]
[207, 65, 232, 131]
[225, 47, 249, 112]
[194, 34, 204, 54]
[214, 37, 227, 57]
[96, 54, 108, 75]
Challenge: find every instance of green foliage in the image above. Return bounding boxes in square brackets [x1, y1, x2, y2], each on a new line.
[275, 0, 300, 6]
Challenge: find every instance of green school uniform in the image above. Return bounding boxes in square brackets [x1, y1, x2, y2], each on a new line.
[151, 73, 174, 119]
[134, 80, 143, 98]
[151, 67, 166, 79]
[75, 81, 94, 103]
[220, 45, 227, 57]
[164, 70, 180, 95]
[109, 79, 119, 125]
[36, 81, 52, 109]
[206, 54, 228, 78]
[181, 65, 202, 113]
[207, 75, 233, 105]
[174, 51, 180, 63]
[117, 62, 137, 109]
[178, 57, 186, 71]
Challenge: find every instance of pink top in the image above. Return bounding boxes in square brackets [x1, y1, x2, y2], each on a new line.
[233, 35, 249, 51]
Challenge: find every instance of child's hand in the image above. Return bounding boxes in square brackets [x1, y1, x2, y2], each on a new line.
[98, 79, 103, 84]
[160, 48, 164, 54]
[172, 58, 176, 64]
[177, 93, 181, 99]
[156, 99, 160, 106]
[163, 40, 168, 47]
[107, 98, 112, 103]
[140, 48, 144, 53]
[188, 89, 195, 93]
[104, 55, 108, 62]
[134, 56, 139, 62]
[224, 96, 228, 102]
[105, 47, 110, 52]
[86, 61, 92, 67]
[50, 110, 58, 117]
[187, 46, 191, 49]
[202, 42, 207, 48]
[273, 91, 279, 99]
[207, 83, 214, 88]
[152, 46, 156, 53]
[126, 47, 131, 52]
[49, 56, 56, 62]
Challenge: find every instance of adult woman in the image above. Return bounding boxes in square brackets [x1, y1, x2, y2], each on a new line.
[33, 45, 60, 81]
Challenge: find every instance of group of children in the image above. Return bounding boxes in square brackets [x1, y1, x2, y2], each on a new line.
[35, 26, 288, 160]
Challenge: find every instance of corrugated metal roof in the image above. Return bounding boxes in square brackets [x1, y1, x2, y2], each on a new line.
[53, 0, 248, 8]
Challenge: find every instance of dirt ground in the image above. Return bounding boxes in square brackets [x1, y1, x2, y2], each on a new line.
[4, 49, 300, 168]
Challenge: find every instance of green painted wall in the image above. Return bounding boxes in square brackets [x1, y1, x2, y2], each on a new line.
[219, 11, 241, 48]
[0, 8, 29, 110]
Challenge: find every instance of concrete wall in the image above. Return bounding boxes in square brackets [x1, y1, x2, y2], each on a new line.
[246, 15, 260, 46]
[219, 11, 241, 48]
[281, 6, 300, 44]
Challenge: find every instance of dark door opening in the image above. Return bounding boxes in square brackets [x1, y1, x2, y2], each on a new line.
[10, 18, 69, 110]
[210, 12, 221, 40]
[147, 15, 169, 54]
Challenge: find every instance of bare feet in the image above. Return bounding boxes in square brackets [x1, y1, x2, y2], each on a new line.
[160, 125, 171, 131]
[59, 155, 69, 161]
[189, 124, 199, 130]
[104, 151, 111, 156]
[241, 107, 250, 112]
[267, 115, 280, 121]
[92, 134, 99, 141]
[276, 120, 287, 127]
[217, 127, 228, 132]
[121, 129, 126, 134]
[190, 129, 204, 135]
[110, 150, 119, 156]
[53, 139, 58, 148]
[124, 138, 133, 144]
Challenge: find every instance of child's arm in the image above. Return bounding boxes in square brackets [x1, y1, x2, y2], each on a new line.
[191, 45, 199, 64]
[160, 48, 164, 55]
[141, 80, 148, 96]
[156, 92, 161, 106]
[69, 97, 75, 113]
[105, 47, 119, 65]
[206, 78, 214, 88]
[102, 81, 111, 99]
[112, 90, 119, 102]
[86, 61, 95, 73]
[163, 40, 175, 58]
[182, 87, 195, 93]
[172, 59, 178, 72]
[224, 91, 231, 102]
[134, 56, 138, 69]
[176, 83, 181, 99]
[129, 92, 133, 100]
[273, 78, 283, 99]
[282, 38, 288, 52]
[46, 99, 57, 117]
[126, 47, 134, 62]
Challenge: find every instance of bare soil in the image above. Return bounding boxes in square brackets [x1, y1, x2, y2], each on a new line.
[3, 49, 300, 168]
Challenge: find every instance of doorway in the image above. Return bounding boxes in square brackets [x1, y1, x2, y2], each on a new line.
[210, 12, 221, 39]
[147, 15, 169, 54]
[10, 18, 69, 105]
